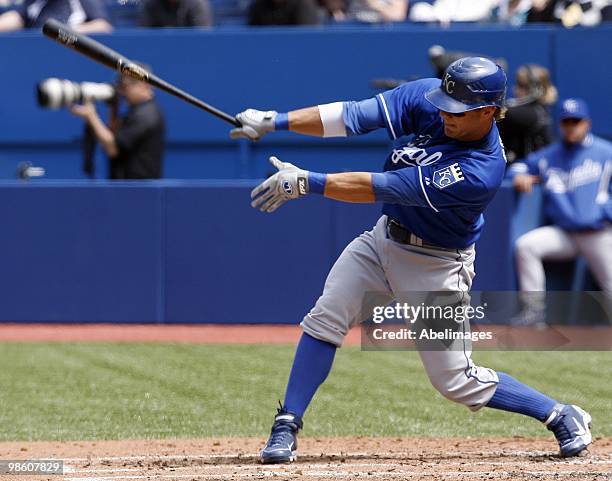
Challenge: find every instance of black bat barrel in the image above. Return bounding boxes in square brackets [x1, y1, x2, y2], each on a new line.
[42, 19, 239, 126]
[42, 19, 125, 73]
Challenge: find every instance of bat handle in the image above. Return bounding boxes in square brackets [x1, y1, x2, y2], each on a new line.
[207, 108, 240, 127]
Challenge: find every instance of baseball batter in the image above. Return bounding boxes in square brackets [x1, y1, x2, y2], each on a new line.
[232, 58, 593, 463]
[510, 98, 612, 323]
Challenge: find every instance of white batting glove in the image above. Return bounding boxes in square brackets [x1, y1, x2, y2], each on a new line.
[251, 156, 310, 213]
[230, 109, 277, 141]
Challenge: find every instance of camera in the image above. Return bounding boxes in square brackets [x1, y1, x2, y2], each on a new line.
[37, 78, 116, 109]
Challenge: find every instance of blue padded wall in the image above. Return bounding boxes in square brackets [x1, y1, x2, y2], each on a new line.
[0, 180, 538, 323]
[0, 183, 163, 321]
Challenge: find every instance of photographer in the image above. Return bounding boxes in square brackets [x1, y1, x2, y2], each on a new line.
[498, 64, 557, 164]
[70, 73, 165, 179]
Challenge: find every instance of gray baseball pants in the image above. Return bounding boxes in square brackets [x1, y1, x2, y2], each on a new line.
[516, 225, 612, 293]
[515, 225, 612, 322]
[301, 216, 499, 411]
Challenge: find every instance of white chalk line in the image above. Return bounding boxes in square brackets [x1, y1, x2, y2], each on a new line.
[65, 467, 147, 474]
[64, 469, 612, 481]
[57, 449, 612, 463]
[64, 459, 612, 474]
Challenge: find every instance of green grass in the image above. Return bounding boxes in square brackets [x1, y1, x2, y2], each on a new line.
[0, 343, 609, 441]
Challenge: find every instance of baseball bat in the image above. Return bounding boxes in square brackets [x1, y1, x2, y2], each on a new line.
[42, 19, 240, 127]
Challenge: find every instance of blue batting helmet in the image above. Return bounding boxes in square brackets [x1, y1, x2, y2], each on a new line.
[425, 57, 507, 114]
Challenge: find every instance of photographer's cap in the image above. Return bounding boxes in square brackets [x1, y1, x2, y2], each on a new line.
[560, 98, 589, 120]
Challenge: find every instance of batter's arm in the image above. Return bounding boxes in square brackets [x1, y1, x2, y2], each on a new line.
[251, 157, 443, 213]
[231, 98, 384, 140]
[323, 172, 376, 203]
[322, 170, 429, 205]
[287, 106, 324, 136]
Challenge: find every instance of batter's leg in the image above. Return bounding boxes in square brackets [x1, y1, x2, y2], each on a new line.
[417, 326, 592, 457]
[382, 238, 591, 457]
[381, 238, 501, 410]
[417, 344, 499, 410]
[261, 217, 393, 464]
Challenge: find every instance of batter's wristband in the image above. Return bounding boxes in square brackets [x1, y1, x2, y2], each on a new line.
[275, 112, 289, 131]
[308, 172, 327, 194]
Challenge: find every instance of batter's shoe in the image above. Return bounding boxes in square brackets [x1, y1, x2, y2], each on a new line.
[545, 403, 592, 457]
[260, 405, 302, 464]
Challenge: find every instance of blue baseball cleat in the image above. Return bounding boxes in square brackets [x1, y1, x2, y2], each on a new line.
[260, 406, 303, 464]
[545, 403, 592, 457]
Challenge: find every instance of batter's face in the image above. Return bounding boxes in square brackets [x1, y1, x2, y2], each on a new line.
[439, 107, 496, 141]
[560, 118, 591, 145]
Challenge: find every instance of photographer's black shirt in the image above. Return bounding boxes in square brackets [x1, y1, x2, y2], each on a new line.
[113, 99, 165, 179]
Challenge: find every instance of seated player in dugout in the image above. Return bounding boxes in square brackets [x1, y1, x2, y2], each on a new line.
[230, 57, 594, 464]
[70, 68, 166, 179]
[508, 98, 612, 325]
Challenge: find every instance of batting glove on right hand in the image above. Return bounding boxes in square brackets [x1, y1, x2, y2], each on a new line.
[230, 109, 277, 141]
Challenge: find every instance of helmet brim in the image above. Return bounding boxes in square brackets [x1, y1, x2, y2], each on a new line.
[425, 87, 486, 114]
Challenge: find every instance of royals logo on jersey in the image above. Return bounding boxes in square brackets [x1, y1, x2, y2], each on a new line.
[432, 163, 465, 189]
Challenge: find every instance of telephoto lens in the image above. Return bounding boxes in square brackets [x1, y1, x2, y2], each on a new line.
[37, 78, 115, 109]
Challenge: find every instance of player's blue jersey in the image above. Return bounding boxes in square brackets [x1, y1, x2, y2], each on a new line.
[369, 78, 507, 249]
[510, 134, 612, 231]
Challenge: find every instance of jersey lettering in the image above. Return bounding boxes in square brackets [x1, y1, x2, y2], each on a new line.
[391, 145, 443, 167]
[544, 159, 603, 194]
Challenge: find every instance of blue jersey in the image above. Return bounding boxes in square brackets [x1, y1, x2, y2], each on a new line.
[509, 134, 612, 231]
[344, 78, 507, 249]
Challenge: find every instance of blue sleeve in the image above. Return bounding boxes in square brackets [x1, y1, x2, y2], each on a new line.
[342, 97, 385, 136]
[80, 0, 109, 20]
[374, 78, 440, 140]
[372, 162, 492, 212]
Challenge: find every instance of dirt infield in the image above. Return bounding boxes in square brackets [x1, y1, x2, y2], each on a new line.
[0, 324, 359, 346]
[1, 437, 611, 481]
[0, 324, 610, 349]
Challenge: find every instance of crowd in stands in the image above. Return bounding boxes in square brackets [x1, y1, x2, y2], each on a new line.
[0, 0, 610, 29]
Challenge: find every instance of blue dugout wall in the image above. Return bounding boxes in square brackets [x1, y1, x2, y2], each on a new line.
[0, 25, 611, 179]
[0, 180, 537, 323]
